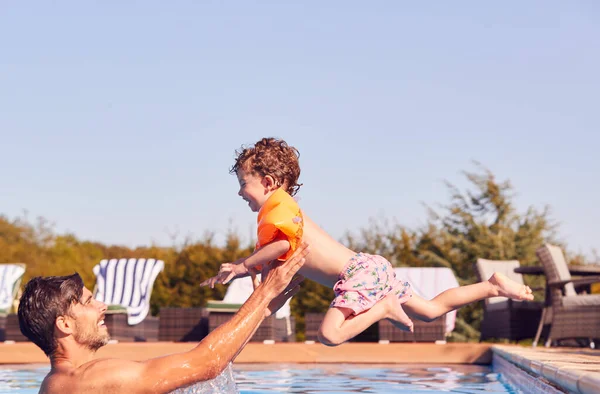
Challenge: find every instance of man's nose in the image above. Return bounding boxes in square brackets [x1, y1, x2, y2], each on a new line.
[98, 300, 107, 313]
[238, 189, 242, 196]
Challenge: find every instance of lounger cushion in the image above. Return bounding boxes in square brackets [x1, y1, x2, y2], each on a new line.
[562, 294, 600, 307]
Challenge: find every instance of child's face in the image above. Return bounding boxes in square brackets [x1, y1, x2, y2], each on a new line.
[236, 169, 276, 212]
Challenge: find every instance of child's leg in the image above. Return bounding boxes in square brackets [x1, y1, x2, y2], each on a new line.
[402, 272, 534, 322]
[318, 292, 413, 347]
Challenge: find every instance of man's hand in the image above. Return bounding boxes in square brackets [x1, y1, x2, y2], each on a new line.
[265, 273, 304, 317]
[255, 242, 309, 316]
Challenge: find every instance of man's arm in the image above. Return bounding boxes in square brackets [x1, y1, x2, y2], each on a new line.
[84, 243, 308, 394]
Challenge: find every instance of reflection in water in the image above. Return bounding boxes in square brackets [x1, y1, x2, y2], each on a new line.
[0, 363, 519, 393]
[234, 364, 517, 393]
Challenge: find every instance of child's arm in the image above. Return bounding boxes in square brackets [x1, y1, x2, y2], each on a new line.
[199, 239, 290, 288]
[220, 239, 290, 284]
[243, 239, 291, 271]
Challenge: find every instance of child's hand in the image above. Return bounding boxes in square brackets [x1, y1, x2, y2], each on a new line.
[199, 273, 226, 288]
[218, 261, 249, 285]
[199, 261, 249, 288]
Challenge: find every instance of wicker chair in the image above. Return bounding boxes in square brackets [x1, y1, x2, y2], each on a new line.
[203, 275, 296, 343]
[205, 301, 295, 342]
[102, 309, 159, 342]
[158, 307, 209, 342]
[534, 244, 600, 347]
[475, 259, 543, 342]
[304, 312, 324, 342]
[0, 263, 26, 342]
[379, 318, 445, 342]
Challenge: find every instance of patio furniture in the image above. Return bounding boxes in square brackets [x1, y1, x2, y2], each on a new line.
[205, 275, 296, 343]
[304, 312, 324, 342]
[158, 307, 208, 342]
[0, 263, 26, 342]
[379, 267, 458, 342]
[533, 244, 600, 347]
[378, 316, 446, 342]
[206, 301, 285, 343]
[475, 259, 543, 342]
[93, 258, 164, 342]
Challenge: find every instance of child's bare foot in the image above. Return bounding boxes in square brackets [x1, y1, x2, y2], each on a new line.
[382, 292, 414, 332]
[489, 272, 534, 301]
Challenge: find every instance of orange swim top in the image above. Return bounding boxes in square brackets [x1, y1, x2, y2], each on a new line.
[256, 188, 303, 261]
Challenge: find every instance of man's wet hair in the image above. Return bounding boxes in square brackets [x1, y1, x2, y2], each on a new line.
[18, 273, 84, 357]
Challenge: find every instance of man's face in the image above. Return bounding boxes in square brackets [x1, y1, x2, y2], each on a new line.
[70, 287, 110, 351]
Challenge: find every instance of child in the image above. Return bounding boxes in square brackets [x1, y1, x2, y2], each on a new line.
[200, 138, 534, 346]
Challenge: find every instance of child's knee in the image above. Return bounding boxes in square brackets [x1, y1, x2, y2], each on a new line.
[317, 326, 344, 347]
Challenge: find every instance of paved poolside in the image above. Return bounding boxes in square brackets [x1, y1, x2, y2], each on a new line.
[0, 342, 493, 364]
[494, 345, 600, 394]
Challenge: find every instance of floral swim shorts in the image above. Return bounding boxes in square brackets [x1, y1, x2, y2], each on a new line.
[330, 253, 412, 315]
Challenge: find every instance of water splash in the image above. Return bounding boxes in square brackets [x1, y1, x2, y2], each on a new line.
[170, 363, 239, 394]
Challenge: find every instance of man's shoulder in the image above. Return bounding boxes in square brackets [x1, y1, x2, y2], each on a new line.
[80, 357, 144, 381]
[43, 359, 144, 393]
[40, 369, 79, 394]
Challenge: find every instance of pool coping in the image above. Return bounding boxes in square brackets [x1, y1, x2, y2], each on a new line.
[0, 342, 493, 364]
[492, 345, 600, 394]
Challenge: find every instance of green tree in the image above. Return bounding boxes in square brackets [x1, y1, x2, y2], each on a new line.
[344, 163, 558, 341]
[1, 163, 589, 341]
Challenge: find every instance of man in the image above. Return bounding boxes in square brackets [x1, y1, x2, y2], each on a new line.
[18, 243, 309, 393]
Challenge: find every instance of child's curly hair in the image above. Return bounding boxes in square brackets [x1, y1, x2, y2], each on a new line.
[230, 137, 302, 196]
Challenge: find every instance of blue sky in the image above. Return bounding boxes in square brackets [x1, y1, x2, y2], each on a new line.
[1, 2, 598, 259]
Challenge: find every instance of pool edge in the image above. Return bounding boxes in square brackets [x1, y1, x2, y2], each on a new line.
[492, 345, 600, 394]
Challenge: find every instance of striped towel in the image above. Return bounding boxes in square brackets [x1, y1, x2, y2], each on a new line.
[93, 258, 164, 325]
[0, 264, 26, 311]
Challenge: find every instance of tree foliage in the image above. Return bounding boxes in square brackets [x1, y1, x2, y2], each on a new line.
[2, 164, 592, 341]
[344, 163, 585, 341]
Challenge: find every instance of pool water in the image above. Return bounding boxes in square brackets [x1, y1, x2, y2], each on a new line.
[235, 364, 519, 393]
[0, 363, 520, 393]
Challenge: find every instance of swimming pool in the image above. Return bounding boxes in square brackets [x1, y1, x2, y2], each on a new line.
[1, 363, 519, 393]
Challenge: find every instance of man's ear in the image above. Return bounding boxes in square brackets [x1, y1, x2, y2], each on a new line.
[56, 315, 75, 335]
